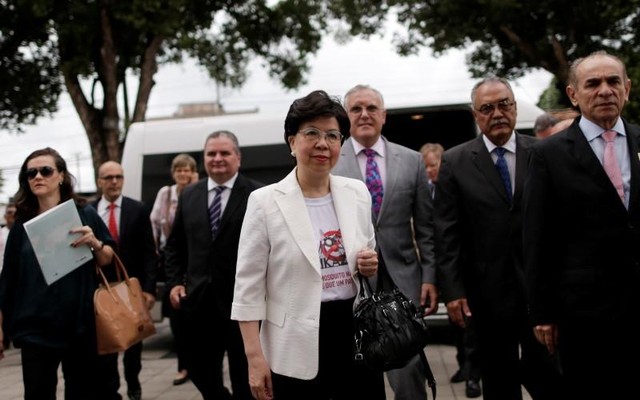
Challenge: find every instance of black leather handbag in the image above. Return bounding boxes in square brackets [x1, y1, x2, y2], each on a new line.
[353, 258, 436, 398]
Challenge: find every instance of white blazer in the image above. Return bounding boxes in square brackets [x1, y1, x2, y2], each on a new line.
[231, 168, 376, 380]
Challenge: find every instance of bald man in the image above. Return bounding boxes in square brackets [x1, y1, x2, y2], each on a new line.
[93, 161, 158, 400]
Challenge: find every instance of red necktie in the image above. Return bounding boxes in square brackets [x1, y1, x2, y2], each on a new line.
[108, 202, 119, 243]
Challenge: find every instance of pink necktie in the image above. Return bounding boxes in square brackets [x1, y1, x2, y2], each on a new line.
[602, 130, 625, 203]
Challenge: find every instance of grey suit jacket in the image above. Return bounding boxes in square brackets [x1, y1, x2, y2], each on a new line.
[332, 136, 436, 304]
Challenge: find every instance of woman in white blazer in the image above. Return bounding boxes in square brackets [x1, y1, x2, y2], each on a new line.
[231, 91, 384, 400]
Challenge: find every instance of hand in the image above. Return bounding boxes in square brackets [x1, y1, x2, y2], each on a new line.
[533, 323, 558, 354]
[420, 283, 438, 316]
[0, 327, 4, 361]
[169, 285, 186, 309]
[356, 248, 378, 277]
[69, 225, 102, 250]
[247, 353, 274, 400]
[446, 298, 471, 328]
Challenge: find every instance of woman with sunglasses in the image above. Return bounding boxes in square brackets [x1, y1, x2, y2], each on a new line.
[0, 147, 115, 399]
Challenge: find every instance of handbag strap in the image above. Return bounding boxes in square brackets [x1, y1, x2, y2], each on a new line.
[95, 254, 134, 302]
[419, 349, 437, 399]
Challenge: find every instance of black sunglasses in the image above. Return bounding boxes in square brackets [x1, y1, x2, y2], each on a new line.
[25, 166, 57, 180]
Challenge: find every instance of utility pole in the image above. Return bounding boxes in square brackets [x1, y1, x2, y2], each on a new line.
[73, 152, 82, 192]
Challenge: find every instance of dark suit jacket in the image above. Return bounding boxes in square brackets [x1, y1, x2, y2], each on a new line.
[164, 174, 262, 318]
[523, 117, 640, 326]
[93, 197, 158, 294]
[435, 133, 535, 321]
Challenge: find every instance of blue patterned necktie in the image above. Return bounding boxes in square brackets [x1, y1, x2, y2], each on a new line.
[494, 147, 512, 202]
[208, 186, 226, 237]
[363, 148, 384, 216]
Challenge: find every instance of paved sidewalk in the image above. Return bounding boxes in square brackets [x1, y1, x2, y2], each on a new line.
[0, 320, 532, 399]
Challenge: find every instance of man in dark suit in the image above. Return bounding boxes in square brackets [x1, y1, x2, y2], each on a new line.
[94, 161, 158, 400]
[523, 51, 640, 399]
[434, 77, 561, 400]
[333, 84, 438, 400]
[164, 130, 260, 400]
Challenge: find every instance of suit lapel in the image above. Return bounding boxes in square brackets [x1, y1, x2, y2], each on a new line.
[380, 138, 399, 219]
[337, 140, 363, 180]
[275, 170, 321, 273]
[471, 136, 510, 203]
[624, 122, 640, 215]
[512, 134, 531, 205]
[218, 174, 246, 231]
[567, 123, 627, 210]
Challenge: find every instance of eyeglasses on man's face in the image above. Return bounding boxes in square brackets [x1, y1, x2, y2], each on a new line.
[348, 105, 382, 115]
[476, 99, 515, 116]
[25, 166, 56, 180]
[297, 128, 343, 145]
[99, 175, 124, 181]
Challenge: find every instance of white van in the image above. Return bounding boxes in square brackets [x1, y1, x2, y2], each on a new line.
[121, 100, 543, 206]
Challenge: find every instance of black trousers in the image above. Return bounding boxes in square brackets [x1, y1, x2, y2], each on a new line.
[20, 336, 103, 400]
[97, 341, 143, 399]
[475, 313, 563, 400]
[271, 298, 385, 400]
[184, 286, 252, 400]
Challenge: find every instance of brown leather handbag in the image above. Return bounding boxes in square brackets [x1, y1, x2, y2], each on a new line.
[94, 254, 156, 355]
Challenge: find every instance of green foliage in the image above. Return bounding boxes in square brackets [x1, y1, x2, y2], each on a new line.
[0, 0, 342, 168]
[338, 0, 640, 122]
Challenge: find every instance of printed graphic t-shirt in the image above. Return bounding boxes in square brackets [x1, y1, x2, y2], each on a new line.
[305, 193, 357, 302]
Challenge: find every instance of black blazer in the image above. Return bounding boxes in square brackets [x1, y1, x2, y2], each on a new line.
[434, 133, 535, 321]
[93, 197, 158, 294]
[164, 174, 262, 318]
[523, 117, 640, 326]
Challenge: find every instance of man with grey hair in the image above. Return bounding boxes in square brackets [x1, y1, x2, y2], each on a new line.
[333, 84, 438, 400]
[524, 51, 640, 399]
[164, 130, 262, 399]
[435, 77, 562, 399]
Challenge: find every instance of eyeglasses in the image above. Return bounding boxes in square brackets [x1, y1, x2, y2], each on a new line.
[476, 99, 515, 116]
[298, 128, 343, 145]
[348, 105, 382, 115]
[99, 175, 124, 181]
[25, 166, 56, 180]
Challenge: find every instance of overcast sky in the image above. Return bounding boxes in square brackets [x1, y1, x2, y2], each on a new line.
[0, 32, 552, 204]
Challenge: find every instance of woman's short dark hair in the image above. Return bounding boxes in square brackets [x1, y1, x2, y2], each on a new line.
[15, 147, 77, 221]
[283, 90, 350, 148]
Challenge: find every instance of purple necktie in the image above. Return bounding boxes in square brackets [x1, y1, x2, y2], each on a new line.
[602, 130, 625, 203]
[363, 148, 384, 216]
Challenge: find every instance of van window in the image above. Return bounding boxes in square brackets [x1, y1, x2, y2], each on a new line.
[382, 106, 477, 151]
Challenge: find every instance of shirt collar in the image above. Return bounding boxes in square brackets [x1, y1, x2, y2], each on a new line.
[101, 195, 122, 207]
[351, 136, 386, 157]
[208, 172, 238, 192]
[579, 116, 626, 143]
[483, 131, 516, 154]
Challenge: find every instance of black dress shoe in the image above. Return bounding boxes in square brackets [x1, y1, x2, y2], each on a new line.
[450, 369, 465, 383]
[465, 379, 482, 398]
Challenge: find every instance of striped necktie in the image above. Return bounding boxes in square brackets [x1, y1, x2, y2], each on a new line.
[208, 186, 226, 237]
